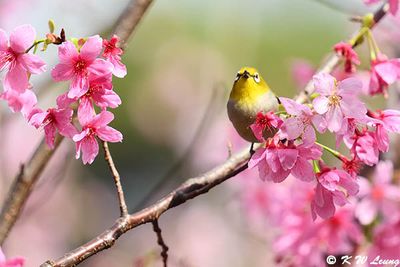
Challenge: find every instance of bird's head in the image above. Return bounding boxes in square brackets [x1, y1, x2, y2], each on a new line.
[230, 67, 270, 102]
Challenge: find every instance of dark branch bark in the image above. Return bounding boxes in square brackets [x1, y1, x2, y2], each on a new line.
[152, 220, 169, 267]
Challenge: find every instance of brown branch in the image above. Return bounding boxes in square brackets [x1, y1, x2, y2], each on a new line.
[152, 220, 169, 267]
[0, 135, 63, 245]
[40, 145, 252, 267]
[112, 0, 154, 49]
[0, 0, 154, 246]
[102, 141, 128, 217]
[40, 3, 390, 267]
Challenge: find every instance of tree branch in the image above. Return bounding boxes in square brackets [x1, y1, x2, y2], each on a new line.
[0, 0, 154, 246]
[40, 3, 389, 267]
[112, 0, 154, 49]
[102, 141, 128, 217]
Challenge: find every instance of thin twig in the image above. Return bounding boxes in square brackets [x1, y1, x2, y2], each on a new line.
[40, 144, 254, 267]
[152, 220, 169, 267]
[0, 0, 154, 246]
[40, 3, 389, 267]
[102, 141, 128, 217]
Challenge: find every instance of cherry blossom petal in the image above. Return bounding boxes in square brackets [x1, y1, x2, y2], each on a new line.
[92, 89, 122, 108]
[375, 62, 398, 84]
[248, 148, 267, 169]
[109, 56, 127, 78]
[312, 96, 329, 114]
[313, 72, 335, 95]
[90, 110, 114, 128]
[96, 126, 123, 142]
[44, 123, 57, 149]
[19, 53, 46, 74]
[4, 65, 29, 92]
[326, 105, 343, 132]
[280, 97, 307, 116]
[73, 129, 90, 142]
[338, 77, 363, 95]
[81, 136, 99, 164]
[280, 117, 302, 140]
[57, 41, 78, 63]
[87, 58, 113, 77]
[56, 92, 76, 108]
[9, 24, 35, 53]
[311, 114, 327, 133]
[78, 96, 95, 126]
[269, 168, 290, 183]
[80, 35, 103, 62]
[278, 148, 298, 171]
[68, 75, 89, 98]
[51, 63, 74, 82]
[291, 158, 314, 182]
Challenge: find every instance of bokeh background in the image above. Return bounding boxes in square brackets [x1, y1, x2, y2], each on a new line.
[0, 0, 399, 266]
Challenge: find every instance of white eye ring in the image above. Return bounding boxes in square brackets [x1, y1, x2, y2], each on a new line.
[234, 72, 240, 81]
[253, 73, 260, 83]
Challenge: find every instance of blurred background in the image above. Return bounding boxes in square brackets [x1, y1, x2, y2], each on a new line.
[0, 0, 399, 266]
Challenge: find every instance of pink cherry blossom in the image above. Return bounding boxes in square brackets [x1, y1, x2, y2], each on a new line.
[0, 89, 36, 116]
[274, 188, 362, 267]
[312, 73, 367, 132]
[364, 0, 399, 16]
[249, 111, 282, 141]
[369, 56, 400, 96]
[0, 248, 24, 267]
[77, 73, 121, 124]
[346, 129, 380, 166]
[355, 161, 400, 225]
[29, 107, 77, 149]
[367, 109, 400, 152]
[339, 155, 363, 178]
[249, 137, 322, 183]
[334, 42, 360, 73]
[73, 110, 122, 164]
[51, 35, 113, 99]
[0, 24, 46, 92]
[279, 97, 326, 145]
[102, 35, 127, 78]
[311, 168, 359, 220]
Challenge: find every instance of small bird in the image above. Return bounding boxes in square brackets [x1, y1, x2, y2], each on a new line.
[227, 67, 279, 143]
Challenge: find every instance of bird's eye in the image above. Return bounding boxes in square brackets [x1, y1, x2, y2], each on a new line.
[254, 73, 260, 83]
[235, 72, 241, 81]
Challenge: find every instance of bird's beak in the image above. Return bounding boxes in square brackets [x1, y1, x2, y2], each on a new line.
[242, 70, 250, 79]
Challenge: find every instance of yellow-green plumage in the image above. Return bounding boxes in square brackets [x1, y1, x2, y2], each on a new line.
[227, 67, 279, 142]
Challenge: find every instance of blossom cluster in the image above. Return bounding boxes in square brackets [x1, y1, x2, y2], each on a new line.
[247, 18, 400, 221]
[0, 24, 126, 164]
[240, 160, 400, 267]
[239, 11, 400, 265]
